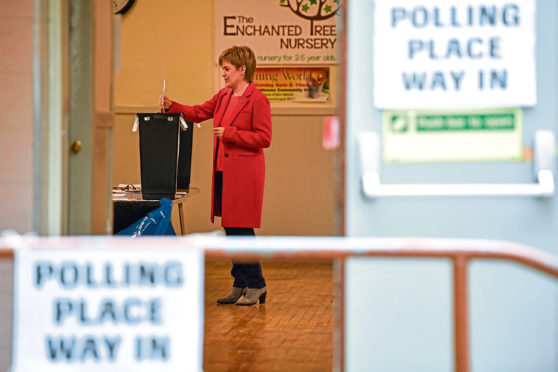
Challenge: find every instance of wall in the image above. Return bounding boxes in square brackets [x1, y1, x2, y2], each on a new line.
[0, 0, 31, 368]
[91, 0, 115, 235]
[113, 0, 336, 235]
[344, 0, 558, 370]
[0, 0, 34, 233]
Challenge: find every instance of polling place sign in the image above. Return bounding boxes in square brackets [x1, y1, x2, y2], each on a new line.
[13, 245, 203, 372]
[373, 0, 536, 108]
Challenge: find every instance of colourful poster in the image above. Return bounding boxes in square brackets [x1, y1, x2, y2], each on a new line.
[253, 67, 330, 102]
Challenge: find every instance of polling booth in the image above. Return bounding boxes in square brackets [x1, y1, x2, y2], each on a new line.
[112, 112, 196, 235]
[137, 112, 188, 200]
[344, 0, 558, 371]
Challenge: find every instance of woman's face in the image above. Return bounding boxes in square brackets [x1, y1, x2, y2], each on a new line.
[221, 61, 245, 89]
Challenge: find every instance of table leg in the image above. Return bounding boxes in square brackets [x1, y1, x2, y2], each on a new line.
[178, 203, 185, 235]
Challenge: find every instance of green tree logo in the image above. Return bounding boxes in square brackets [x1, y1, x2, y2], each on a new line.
[279, 0, 341, 35]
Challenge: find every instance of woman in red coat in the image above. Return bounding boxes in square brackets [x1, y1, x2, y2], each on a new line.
[160, 46, 271, 306]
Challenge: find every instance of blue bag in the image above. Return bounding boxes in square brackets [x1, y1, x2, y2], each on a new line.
[117, 198, 176, 237]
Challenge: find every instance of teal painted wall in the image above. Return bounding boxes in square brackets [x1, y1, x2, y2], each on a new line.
[345, 0, 558, 370]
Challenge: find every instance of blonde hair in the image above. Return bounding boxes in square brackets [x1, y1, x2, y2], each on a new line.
[219, 46, 256, 82]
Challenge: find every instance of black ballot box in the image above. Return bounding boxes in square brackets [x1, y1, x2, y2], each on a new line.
[137, 113, 193, 200]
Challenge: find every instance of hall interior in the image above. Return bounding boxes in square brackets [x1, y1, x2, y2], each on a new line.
[113, 2, 341, 370]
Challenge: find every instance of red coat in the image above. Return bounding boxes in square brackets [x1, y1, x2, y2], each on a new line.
[167, 83, 272, 228]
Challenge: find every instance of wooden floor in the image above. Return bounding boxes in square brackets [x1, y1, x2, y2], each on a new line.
[204, 261, 334, 372]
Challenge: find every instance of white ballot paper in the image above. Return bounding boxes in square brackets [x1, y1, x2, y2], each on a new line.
[162, 78, 166, 113]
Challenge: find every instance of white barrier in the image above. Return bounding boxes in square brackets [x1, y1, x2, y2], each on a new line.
[1, 236, 557, 372]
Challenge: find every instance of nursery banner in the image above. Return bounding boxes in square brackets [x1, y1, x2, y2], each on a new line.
[253, 67, 330, 102]
[13, 246, 203, 372]
[215, 0, 341, 65]
[373, 0, 536, 108]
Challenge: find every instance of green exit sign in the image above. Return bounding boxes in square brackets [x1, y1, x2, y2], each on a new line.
[415, 113, 515, 132]
[383, 108, 523, 163]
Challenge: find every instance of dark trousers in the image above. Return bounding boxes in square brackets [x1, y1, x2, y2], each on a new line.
[216, 171, 266, 289]
[224, 227, 266, 288]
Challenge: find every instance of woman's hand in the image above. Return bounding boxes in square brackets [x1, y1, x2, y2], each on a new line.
[213, 127, 225, 139]
[159, 95, 172, 110]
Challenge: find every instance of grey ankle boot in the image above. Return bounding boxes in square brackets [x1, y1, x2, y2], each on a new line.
[235, 287, 267, 306]
[217, 287, 246, 304]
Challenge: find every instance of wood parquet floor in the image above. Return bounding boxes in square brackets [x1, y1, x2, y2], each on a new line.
[203, 261, 334, 372]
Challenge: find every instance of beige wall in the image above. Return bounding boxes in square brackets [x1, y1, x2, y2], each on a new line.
[114, 0, 215, 106]
[0, 0, 34, 233]
[92, 0, 115, 235]
[114, 0, 337, 235]
[0, 0, 31, 367]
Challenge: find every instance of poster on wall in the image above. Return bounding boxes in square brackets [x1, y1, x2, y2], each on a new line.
[373, 0, 536, 108]
[382, 108, 523, 163]
[253, 67, 330, 102]
[12, 245, 203, 372]
[214, 0, 341, 65]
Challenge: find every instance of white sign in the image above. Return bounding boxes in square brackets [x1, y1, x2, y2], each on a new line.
[373, 0, 536, 108]
[13, 246, 203, 372]
[214, 0, 340, 65]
